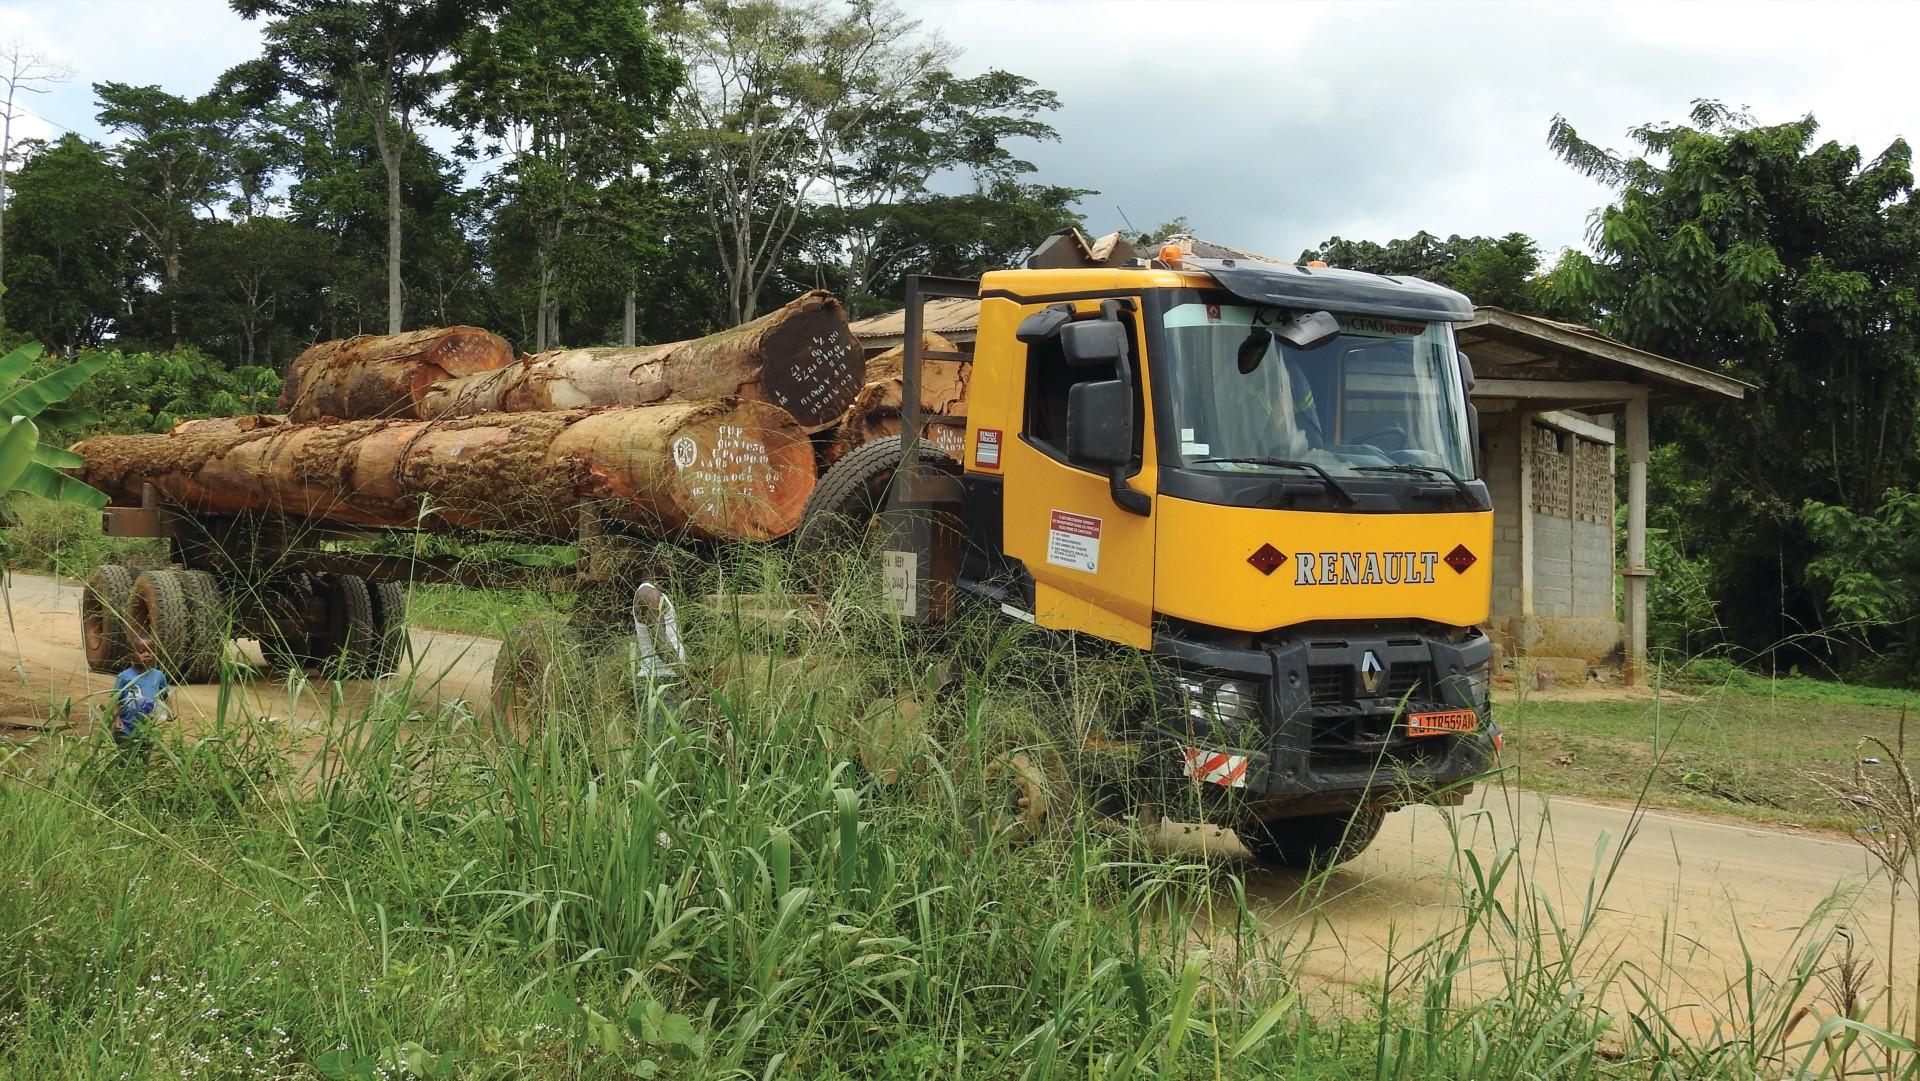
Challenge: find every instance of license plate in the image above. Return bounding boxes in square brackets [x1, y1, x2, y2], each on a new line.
[1406, 709, 1478, 737]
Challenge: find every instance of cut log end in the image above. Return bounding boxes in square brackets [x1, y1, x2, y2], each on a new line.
[753, 301, 865, 429]
[647, 400, 818, 541]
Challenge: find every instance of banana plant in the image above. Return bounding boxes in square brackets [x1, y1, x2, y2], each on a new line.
[1, 341, 111, 514]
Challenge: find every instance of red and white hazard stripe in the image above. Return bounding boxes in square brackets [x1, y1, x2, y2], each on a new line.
[1182, 746, 1249, 788]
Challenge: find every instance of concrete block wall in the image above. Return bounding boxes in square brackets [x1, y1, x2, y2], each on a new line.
[1482, 412, 1525, 620]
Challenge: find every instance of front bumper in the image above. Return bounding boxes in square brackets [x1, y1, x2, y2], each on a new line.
[1148, 622, 1495, 818]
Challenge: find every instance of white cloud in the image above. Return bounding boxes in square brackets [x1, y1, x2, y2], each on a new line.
[2, 0, 1915, 269]
[906, 0, 1920, 261]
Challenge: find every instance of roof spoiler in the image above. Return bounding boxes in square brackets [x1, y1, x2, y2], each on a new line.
[1022, 228, 1142, 270]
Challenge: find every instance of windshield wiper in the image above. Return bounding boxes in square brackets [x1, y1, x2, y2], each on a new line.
[1190, 457, 1356, 506]
[1355, 463, 1475, 501]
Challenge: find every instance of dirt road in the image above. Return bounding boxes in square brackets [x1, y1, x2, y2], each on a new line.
[4, 571, 1909, 1033]
[1, 571, 497, 737]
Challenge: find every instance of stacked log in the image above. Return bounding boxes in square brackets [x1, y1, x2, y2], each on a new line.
[281, 326, 515, 422]
[422, 291, 864, 431]
[73, 400, 816, 543]
[828, 332, 972, 464]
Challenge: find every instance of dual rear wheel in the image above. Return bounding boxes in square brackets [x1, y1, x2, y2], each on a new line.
[82, 564, 409, 681]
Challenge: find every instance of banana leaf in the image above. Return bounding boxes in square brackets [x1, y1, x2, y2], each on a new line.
[8, 459, 108, 510]
[0, 351, 109, 418]
[0, 342, 45, 389]
[0, 418, 35, 493]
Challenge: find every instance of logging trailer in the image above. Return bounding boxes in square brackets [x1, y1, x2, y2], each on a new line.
[77, 231, 1496, 869]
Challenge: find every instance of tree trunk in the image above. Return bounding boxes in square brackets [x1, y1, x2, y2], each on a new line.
[827, 333, 971, 464]
[383, 144, 403, 334]
[423, 290, 864, 431]
[280, 326, 516, 422]
[623, 286, 637, 347]
[73, 400, 816, 543]
[0, 101, 12, 325]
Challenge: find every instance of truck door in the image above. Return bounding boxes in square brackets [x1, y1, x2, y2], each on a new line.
[999, 300, 1159, 648]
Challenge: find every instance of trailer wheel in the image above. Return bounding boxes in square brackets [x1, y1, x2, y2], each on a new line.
[1235, 807, 1386, 871]
[177, 570, 228, 683]
[369, 581, 410, 675]
[490, 618, 585, 727]
[323, 575, 380, 678]
[128, 569, 192, 676]
[793, 434, 959, 565]
[82, 564, 137, 673]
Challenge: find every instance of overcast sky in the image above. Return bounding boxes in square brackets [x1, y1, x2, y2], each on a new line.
[2, 0, 1914, 264]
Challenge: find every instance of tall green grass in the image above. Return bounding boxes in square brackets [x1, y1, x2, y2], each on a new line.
[2, 545, 1915, 1078]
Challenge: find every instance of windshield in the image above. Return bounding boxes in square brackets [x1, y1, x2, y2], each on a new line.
[1161, 301, 1475, 479]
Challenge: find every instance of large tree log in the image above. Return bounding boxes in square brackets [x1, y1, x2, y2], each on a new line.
[281, 326, 515, 422]
[828, 333, 972, 465]
[75, 401, 816, 542]
[422, 290, 864, 430]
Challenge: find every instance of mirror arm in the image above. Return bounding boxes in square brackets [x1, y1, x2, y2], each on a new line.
[1101, 301, 1151, 517]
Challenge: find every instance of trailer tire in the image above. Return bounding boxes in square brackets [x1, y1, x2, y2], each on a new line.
[326, 575, 380, 678]
[794, 434, 959, 556]
[129, 569, 192, 676]
[1236, 807, 1386, 871]
[82, 564, 137, 673]
[177, 570, 228, 683]
[369, 581, 410, 675]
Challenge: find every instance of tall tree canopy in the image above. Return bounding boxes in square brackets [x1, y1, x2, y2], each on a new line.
[1547, 102, 1920, 669]
[228, 0, 483, 333]
[1298, 231, 1549, 313]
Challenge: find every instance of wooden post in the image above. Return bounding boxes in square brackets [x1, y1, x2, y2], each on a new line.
[1623, 388, 1651, 685]
[1517, 412, 1535, 623]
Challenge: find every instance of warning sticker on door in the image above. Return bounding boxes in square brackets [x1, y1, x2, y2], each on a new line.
[1046, 510, 1102, 573]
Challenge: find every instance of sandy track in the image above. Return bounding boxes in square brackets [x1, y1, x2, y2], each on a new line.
[3, 571, 1910, 1032]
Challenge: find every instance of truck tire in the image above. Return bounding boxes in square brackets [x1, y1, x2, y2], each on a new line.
[490, 617, 585, 727]
[369, 581, 410, 676]
[128, 569, 192, 676]
[82, 564, 136, 673]
[258, 574, 318, 672]
[1236, 807, 1386, 871]
[326, 575, 379, 678]
[793, 434, 959, 562]
[177, 570, 228, 683]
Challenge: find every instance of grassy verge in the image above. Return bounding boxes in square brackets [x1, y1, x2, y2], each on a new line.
[4, 548, 1916, 1079]
[1496, 672, 1913, 831]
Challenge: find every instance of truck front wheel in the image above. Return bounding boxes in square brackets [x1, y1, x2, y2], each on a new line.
[1235, 807, 1385, 871]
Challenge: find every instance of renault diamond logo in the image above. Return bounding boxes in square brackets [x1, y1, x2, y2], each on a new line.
[1359, 650, 1384, 694]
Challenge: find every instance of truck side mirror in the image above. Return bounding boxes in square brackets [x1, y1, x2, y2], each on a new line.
[1066, 380, 1133, 467]
[1060, 321, 1127, 367]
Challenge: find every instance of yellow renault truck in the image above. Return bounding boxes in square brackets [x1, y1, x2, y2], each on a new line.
[805, 232, 1496, 867]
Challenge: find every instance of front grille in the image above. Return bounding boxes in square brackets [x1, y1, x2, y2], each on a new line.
[1382, 665, 1424, 702]
[1308, 663, 1429, 706]
[1309, 666, 1347, 705]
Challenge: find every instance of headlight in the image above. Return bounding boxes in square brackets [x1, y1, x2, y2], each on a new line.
[1172, 675, 1263, 728]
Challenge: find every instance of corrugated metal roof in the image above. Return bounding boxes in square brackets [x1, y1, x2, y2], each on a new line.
[849, 296, 981, 344]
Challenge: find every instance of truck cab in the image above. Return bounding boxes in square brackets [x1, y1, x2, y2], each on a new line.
[932, 248, 1495, 862]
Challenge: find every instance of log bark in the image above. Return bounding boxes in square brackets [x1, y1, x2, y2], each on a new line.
[422, 290, 864, 430]
[828, 333, 972, 464]
[75, 401, 816, 543]
[281, 326, 515, 422]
